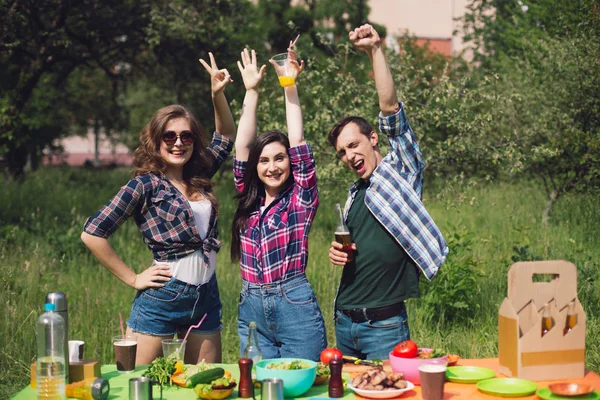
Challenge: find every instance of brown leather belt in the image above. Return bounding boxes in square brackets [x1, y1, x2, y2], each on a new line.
[339, 302, 405, 323]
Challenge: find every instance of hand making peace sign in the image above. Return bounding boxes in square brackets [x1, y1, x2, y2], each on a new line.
[199, 52, 233, 96]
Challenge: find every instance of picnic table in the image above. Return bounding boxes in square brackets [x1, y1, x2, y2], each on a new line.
[12, 358, 600, 399]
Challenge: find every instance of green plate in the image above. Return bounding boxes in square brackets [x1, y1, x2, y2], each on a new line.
[537, 388, 600, 400]
[476, 378, 538, 397]
[445, 366, 496, 383]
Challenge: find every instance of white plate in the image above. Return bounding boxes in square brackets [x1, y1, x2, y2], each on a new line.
[347, 381, 415, 399]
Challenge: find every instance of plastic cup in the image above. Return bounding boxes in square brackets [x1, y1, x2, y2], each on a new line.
[113, 335, 137, 373]
[161, 338, 186, 361]
[270, 53, 295, 87]
[419, 359, 447, 400]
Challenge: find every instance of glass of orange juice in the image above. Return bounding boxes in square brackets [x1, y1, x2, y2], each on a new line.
[270, 53, 295, 87]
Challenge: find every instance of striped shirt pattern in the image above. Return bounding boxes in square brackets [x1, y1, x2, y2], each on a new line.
[83, 132, 233, 264]
[234, 143, 318, 284]
[343, 103, 448, 280]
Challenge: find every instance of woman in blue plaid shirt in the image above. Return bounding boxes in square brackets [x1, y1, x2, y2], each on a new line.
[81, 53, 235, 365]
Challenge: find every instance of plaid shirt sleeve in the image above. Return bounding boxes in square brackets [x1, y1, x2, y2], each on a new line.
[379, 102, 425, 196]
[83, 177, 145, 238]
[206, 132, 233, 178]
[233, 158, 247, 193]
[289, 143, 318, 208]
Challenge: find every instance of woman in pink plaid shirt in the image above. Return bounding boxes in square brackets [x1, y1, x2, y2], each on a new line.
[230, 47, 327, 360]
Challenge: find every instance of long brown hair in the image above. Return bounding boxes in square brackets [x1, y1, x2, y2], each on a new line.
[231, 131, 293, 262]
[133, 104, 217, 207]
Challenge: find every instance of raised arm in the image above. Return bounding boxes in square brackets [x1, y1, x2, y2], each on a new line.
[281, 48, 305, 147]
[235, 48, 266, 161]
[350, 24, 399, 116]
[199, 52, 236, 140]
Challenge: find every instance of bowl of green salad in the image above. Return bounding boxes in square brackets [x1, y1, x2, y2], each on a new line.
[255, 358, 317, 397]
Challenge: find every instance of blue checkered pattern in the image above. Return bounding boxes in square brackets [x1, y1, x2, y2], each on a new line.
[343, 103, 448, 280]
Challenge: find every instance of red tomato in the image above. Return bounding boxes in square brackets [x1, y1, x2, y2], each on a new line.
[320, 347, 343, 364]
[392, 340, 418, 358]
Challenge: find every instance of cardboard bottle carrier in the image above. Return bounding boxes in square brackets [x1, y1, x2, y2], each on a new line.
[498, 261, 586, 381]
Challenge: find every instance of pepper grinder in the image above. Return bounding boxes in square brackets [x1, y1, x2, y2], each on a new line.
[238, 358, 254, 398]
[328, 358, 343, 398]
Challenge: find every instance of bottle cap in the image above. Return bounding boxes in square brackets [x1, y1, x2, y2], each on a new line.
[44, 303, 56, 312]
[45, 292, 68, 312]
[91, 378, 110, 400]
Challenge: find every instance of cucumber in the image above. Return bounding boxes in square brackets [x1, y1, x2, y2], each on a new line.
[185, 367, 225, 388]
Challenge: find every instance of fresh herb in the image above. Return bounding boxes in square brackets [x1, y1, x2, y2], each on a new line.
[143, 356, 177, 386]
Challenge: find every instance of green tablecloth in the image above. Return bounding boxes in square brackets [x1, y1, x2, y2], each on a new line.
[13, 364, 354, 399]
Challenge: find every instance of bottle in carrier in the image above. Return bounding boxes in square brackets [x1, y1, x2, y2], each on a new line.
[563, 301, 577, 335]
[37, 303, 66, 399]
[541, 303, 554, 337]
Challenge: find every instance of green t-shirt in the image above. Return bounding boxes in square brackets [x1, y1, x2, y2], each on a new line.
[336, 182, 420, 310]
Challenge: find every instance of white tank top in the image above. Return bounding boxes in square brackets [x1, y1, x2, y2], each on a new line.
[158, 199, 216, 285]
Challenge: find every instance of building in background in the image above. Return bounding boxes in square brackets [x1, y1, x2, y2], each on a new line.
[43, 129, 132, 167]
[369, 0, 471, 57]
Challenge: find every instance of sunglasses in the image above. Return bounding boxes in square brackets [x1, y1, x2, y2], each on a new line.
[162, 130, 194, 146]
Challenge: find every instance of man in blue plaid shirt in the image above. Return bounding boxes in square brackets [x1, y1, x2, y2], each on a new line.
[327, 24, 449, 360]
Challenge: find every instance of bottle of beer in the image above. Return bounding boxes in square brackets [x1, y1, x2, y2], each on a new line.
[541, 303, 553, 337]
[334, 203, 353, 262]
[563, 301, 577, 335]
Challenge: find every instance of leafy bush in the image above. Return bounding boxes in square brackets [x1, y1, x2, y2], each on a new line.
[418, 225, 484, 326]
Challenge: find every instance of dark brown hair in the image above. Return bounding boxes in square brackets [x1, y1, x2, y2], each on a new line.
[327, 116, 375, 148]
[230, 130, 293, 262]
[133, 104, 217, 207]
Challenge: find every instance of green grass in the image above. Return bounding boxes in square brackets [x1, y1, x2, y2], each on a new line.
[1, 167, 599, 397]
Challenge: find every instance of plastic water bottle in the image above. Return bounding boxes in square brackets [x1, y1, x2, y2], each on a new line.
[243, 321, 262, 363]
[37, 303, 66, 399]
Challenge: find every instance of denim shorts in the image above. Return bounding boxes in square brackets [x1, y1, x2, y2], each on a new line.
[128, 274, 222, 336]
[334, 305, 410, 360]
[238, 274, 327, 361]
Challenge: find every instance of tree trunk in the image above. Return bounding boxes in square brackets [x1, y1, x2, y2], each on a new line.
[94, 119, 100, 167]
[542, 189, 558, 225]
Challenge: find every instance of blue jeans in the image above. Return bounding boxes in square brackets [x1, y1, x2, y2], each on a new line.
[334, 306, 410, 360]
[238, 274, 327, 361]
[128, 274, 222, 336]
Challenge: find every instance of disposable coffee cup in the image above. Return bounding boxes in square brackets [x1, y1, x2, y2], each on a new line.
[68, 340, 85, 362]
[419, 363, 447, 400]
[113, 335, 137, 373]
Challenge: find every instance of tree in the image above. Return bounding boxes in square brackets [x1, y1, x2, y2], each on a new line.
[0, 0, 151, 178]
[454, 0, 600, 221]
